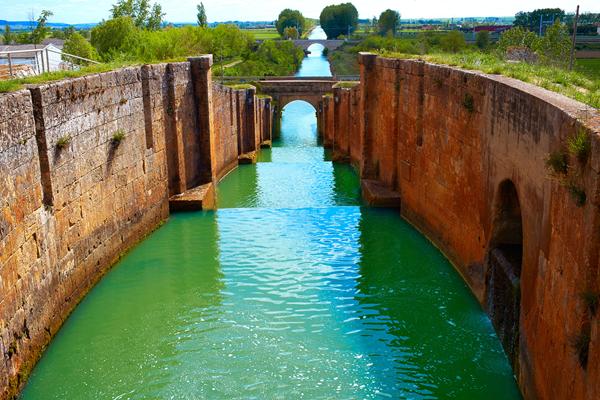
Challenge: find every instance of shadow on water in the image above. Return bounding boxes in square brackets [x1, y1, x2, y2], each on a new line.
[21, 212, 224, 399]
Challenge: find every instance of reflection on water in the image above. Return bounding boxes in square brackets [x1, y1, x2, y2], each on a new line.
[20, 26, 521, 400]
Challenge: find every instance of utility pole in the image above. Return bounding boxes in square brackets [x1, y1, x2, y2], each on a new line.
[569, 5, 580, 71]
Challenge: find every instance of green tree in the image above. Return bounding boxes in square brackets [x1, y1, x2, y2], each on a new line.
[30, 10, 54, 45]
[440, 30, 466, 53]
[535, 20, 571, 66]
[111, 0, 164, 30]
[513, 8, 565, 32]
[319, 3, 358, 39]
[283, 26, 299, 40]
[475, 30, 491, 50]
[197, 2, 207, 27]
[3, 25, 14, 44]
[497, 26, 539, 53]
[276, 9, 306, 37]
[146, 3, 164, 30]
[63, 32, 98, 64]
[91, 16, 139, 60]
[378, 9, 400, 36]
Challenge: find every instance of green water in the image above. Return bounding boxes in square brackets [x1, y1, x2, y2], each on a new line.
[20, 35, 521, 400]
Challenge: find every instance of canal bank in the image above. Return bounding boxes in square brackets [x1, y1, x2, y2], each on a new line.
[18, 27, 521, 399]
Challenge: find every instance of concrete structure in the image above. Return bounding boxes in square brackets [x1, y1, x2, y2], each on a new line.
[0, 55, 272, 400]
[321, 52, 600, 400]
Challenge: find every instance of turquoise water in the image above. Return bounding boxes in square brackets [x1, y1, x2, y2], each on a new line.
[20, 28, 521, 400]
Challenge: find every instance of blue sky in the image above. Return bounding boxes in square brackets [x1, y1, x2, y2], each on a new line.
[1, 0, 597, 24]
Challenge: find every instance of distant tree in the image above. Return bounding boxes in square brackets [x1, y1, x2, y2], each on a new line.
[3, 25, 14, 44]
[197, 2, 208, 27]
[63, 32, 98, 64]
[319, 3, 358, 39]
[276, 9, 306, 37]
[91, 16, 139, 60]
[440, 30, 466, 53]
[513, 8, 565, 32]
[497, 26, 539, 53]
[283, 26, 299, 40]
[378, 9, 400, 36]
[30, 10, 54, 45]
[536, 20, 571, 66]
[475, 30, 491, 50]
[146, 3, 164, 30]
[111, 0, 164, 30]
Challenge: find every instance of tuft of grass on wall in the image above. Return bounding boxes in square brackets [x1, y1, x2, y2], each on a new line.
[567, 130, 591, 164]
[111, 129, 126, 145]
[545, 150, 569, 175]
[56, 135, 72, 150]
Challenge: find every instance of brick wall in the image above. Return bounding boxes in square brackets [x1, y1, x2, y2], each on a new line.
[323, 53, 600, 400]
[0, 56, 272, 399]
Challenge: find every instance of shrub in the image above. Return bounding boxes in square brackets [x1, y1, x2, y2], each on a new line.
[535, 21, 571, 67]
[497, 27, 539, 54]
[63, 32, 98, 65]
[111, 129, 126, 144]
[440, 31, 466, 53]
[462, 93, 474, 113]
[476, 31, 491, 50]
[565, 181, 587, 207]
[91, 16, 140, 61]
[568, 130, 591, 164]
[56, 135, 71, 149]
[545, 150, 569, 174]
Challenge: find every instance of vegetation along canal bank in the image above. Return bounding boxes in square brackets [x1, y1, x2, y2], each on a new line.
[0, 2, 599, 399]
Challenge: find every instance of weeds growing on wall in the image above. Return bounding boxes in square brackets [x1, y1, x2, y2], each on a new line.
[462, 93, 475, 113]
[568, 130, 591, 164]
[111, 130, 126, 145]
[55, 136, 72, 150]
[545, 150, 569, 175]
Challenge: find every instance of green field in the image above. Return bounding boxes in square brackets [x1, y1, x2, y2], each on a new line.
[575, 58, 600, 80]
[243, 28, 280, 40]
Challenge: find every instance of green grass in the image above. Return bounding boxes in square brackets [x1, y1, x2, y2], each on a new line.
[243, 28, 280, 40]
[0, 62, 138, 93]
[380, 51, 600, 108]
[224, 83, 255, 90]
[328, 45, 360, 76]
[333, 81, 359, 89]
[575, 59, 600, 80]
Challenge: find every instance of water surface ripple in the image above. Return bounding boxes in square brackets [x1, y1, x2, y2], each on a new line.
[20, 26, 521, 400]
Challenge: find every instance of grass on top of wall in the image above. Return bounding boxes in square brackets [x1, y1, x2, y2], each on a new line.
[379, 50, 600, 108]
[0, 61, 140, 93]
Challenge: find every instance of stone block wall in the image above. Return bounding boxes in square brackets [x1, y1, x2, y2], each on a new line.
[323, 53, 600, 400]
[0, 56, 272, 400]
[212, 83, 240, 180]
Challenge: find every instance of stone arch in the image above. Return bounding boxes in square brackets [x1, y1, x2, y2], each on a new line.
[278, 95, 321, 111]
[485, 179, 523, 370]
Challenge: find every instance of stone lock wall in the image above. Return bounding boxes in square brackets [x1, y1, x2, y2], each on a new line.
[0, 55, 272, 399]
[323, 53, 600, 400]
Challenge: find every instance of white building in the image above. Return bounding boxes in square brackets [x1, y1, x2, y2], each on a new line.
[0, 39, 65, 77]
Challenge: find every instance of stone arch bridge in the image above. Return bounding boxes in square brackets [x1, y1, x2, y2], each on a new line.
[292, 39, 345, 52]
[256, 77, 348, 136]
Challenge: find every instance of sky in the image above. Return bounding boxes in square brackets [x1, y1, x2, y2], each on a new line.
[0, 0, 597, 24]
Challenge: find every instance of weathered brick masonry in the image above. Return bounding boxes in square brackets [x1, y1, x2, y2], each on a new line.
[0, 55, 271, 399]
[322, 53, 600, 400]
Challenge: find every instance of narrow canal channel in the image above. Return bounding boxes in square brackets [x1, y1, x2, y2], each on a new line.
[21, 28, 521, 399]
